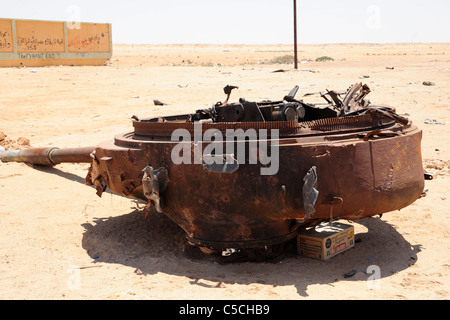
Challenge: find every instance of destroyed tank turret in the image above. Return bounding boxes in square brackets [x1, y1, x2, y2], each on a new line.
[1, 83, 425, 258]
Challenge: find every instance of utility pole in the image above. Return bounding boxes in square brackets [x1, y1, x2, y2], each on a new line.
[293, 0, 298, 69]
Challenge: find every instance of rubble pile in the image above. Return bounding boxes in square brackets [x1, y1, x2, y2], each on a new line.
[0, 132, 31, 151]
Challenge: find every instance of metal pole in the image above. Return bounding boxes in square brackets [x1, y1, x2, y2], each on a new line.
[293, 0, 298, 69]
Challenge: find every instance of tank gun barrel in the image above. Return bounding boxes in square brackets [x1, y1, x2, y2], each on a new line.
[0, 146, 95, 166]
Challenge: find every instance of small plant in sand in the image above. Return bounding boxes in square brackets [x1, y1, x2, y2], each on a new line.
[270, 55, 295, 64]
[315, 56, 334, 62]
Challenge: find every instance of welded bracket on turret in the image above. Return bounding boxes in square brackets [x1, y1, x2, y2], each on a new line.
[302, 166, 319, 218]
[142, 165, 169, 215]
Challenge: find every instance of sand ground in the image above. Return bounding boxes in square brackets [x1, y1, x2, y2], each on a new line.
[0, 43, 449, 300]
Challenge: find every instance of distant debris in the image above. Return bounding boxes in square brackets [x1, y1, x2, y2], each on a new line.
[424, 118, 444, 125]
[272, 68, 317, 73]
[386, 66, 395, 70]
[301, 69, 318, 73]
[423, 81, 436, 86]
[153, 99, 167, 106]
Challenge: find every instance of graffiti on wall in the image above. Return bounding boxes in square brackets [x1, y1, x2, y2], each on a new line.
[0, 20, 13, 52]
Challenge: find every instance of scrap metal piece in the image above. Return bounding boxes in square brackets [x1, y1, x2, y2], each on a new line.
[316, 83, 370, 115]
[142, 165, 169, 213]
[342, 83, 371, 113]
[85, 154, 108, 197]
[303, 166, 319, 218]
[324, 90, 343, 110]
[361, 128, 399, 140]
[365, 106, 410, 126]
[220, 85, 239, 106]
[284, 85, 299, 101]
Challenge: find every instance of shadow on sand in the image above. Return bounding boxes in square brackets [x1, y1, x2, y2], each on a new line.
[81, 206, 421, 297]
[31, 165, 421, 296]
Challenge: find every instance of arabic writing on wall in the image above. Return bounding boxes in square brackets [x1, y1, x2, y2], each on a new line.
[68, 23, 110, 52]
[0, 20, 13, 52]
[17, 37, 64, 51]
[0, 31, 11, 50]
[15, 20, 66, 53]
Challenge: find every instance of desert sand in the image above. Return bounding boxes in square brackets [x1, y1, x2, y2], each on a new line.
[0, 43, 449, 300]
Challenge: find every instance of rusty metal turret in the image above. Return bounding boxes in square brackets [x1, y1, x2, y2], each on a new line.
[0, 84, 425, 259]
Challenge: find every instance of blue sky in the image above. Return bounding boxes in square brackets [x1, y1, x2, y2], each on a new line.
[1, 0, 449, 44]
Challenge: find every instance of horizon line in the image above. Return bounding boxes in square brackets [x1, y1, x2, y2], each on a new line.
[113, 42, 450, 46]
